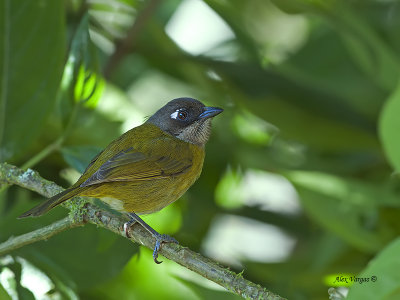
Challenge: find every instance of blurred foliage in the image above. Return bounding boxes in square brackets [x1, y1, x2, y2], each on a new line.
[2, 0, 400, 299]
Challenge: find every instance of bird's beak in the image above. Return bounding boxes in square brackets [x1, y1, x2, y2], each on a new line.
[198, 106, 224, 120]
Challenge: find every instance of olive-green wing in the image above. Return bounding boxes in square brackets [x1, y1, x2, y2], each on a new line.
[79, 146, 192, 187]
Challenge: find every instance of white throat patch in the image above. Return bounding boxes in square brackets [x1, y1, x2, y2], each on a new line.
[176, 119, 212, 146]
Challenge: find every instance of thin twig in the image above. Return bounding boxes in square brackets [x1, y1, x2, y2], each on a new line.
[0, 217, 83, 256]
[20, 136, 64, 170]
[0, 163, 286, 300]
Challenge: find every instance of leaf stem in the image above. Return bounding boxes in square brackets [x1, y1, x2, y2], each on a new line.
[21, 101, 80, 170]
[21, 136, 64, 170]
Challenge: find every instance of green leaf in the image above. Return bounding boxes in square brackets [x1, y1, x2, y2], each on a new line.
[175, 277, 241, 300]
[215, 167, 243, 209]
[270, 0, 309, 14]
[379, 81, 400, 172]
[270, 0, 335, 15]
[279, 27, 384, 122]
[73, 66, 104, 108]
[347, 237, 400, 300]
[65, 107, 123, 151]
[58, 13, 104, 127]
[70, 14, 104, 107]
[232, 111, 275, 146]
[0, 0, 65, 162]
[0, 283, 11, 300]
[287, 171, 399, 253]
[84, 249, 223, 300]
[272, 1, 400, 91]
[61, 145, 103, 173]
[246, 97, 378, 153]
[331, 6, 400, 91]
[6, 260, 35, 300]
[196, 58, 380, 152]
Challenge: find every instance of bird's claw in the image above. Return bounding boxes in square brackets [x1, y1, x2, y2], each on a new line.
[123, 216, 178, 264]
[152, 233, 178, 264]
[123, 220, 135, 238]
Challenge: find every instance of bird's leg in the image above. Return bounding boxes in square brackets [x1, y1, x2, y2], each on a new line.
[124, 212, 178, 264]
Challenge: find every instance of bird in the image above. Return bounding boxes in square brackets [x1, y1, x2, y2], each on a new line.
[19, 97, 223, 263]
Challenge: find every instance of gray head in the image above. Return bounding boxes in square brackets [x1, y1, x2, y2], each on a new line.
[147, 97, 223, 146]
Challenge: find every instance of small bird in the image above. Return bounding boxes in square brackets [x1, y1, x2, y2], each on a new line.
[19, 97, 223, 263]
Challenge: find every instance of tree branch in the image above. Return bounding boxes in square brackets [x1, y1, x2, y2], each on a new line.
[0, 163, 286, 300]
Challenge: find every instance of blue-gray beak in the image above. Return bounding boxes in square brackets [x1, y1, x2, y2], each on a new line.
[198, 106, 223, 120]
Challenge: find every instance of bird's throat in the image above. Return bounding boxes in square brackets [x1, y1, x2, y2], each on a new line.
[175, 119, 212, 146]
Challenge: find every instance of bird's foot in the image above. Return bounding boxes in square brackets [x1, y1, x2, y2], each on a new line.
[153, 233, 178, 264]
[123, 213, 178, 264]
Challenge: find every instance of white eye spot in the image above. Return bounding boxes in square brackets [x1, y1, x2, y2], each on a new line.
[171, 108, 189, 121]
[170, 110, 179, 119]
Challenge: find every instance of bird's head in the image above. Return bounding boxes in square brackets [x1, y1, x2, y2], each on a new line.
[147, 97, 223, 146]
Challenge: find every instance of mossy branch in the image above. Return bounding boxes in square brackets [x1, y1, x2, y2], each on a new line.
[0, 162, 286, 300]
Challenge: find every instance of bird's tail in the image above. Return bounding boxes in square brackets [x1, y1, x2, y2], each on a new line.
[18, 187, 84, 218]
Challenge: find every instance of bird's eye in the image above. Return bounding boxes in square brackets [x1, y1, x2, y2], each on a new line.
[178, 110, 188, 120]
[170, 109, 188, 121]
